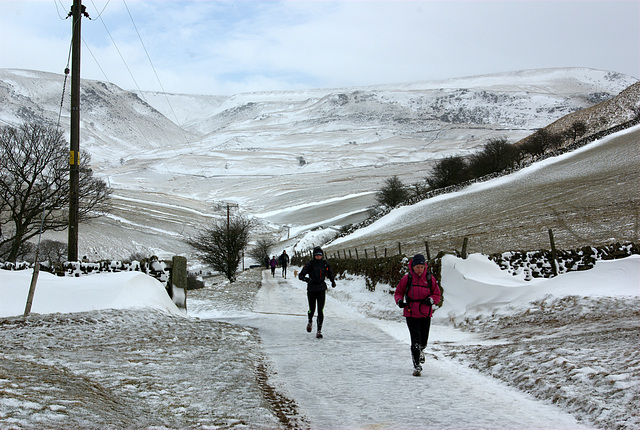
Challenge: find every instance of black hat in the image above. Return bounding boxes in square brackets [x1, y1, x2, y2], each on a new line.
[412, 254, 426, 266]
[313, 247, 324, 256]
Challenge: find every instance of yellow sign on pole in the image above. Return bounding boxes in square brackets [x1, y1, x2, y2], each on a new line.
[70, 150, 75, 165]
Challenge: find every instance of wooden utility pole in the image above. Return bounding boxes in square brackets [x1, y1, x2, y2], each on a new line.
[226, 203, 238, 232]
[68, 0, 88, 262]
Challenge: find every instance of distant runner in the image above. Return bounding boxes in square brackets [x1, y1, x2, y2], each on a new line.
[279, 250, 290, 279]
[270, 256, 278, 277]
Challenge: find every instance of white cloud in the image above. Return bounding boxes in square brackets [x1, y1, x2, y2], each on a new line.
[1, 0, 638, 95]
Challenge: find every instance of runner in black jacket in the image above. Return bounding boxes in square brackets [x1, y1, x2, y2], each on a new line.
[298, 247, 336, 338]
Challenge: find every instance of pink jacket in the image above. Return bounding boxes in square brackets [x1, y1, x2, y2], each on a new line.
[394, 260, 442, 318]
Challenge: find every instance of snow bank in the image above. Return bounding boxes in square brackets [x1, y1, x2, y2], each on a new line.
[0, 270, 184, 318]
[438, 253, 640, 320]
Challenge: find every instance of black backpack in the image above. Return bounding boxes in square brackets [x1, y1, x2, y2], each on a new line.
[404, 270, 433, 304]
[279, 254, 286, 265]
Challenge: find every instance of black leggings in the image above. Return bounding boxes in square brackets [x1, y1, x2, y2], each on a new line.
[406, 317, 432, 366]
[307, 290, 326, 329]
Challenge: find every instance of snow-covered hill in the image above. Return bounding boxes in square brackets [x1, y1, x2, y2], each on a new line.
[0, 67, 637, 260]
[1, 67, 634, 177]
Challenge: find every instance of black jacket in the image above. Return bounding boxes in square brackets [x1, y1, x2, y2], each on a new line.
[299, 258, 335, 292]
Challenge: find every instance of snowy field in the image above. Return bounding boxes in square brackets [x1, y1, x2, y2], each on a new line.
[1, 254, 637, 429]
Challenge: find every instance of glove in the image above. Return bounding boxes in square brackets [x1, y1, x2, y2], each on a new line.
[397, 300, 406, 308]
[426, 297, 435, 305]
[331, 281, 336, 288]
[302, 277, 310, 283]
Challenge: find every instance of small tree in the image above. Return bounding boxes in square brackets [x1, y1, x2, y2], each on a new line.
[39, 239, 67, 268]
[521, 129, 562, 156]
[468, 137, 519, 178]
[568, 120, 587, 142]
[427, 155, 470, 189]
[187, 217, 253, 282]
[375, 176, 409, 208]
[248, 237, 275, 267]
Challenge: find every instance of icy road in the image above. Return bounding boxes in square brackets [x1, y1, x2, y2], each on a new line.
[191, 270, 591, 430]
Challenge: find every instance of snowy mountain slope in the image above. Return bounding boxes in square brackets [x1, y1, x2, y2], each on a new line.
[1, 67, 634, 179]
[0, 69, 196, 168]
[134, 90, 229, 128]
[327, 125, 640, 256]
[538, 80, 640, 139]
[0, 67, 637, 260]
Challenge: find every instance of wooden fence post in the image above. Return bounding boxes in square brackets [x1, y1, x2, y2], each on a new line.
[548, 229, 559, 276]
[398, 242, 402, 255]
[425, 241, 431, 260]
[349, 249, 352, 259]
[374, 246, 378, 259]
[461, 237, 469, 259]
[364, 249, 368, 259]
[23, 262, 40, 317]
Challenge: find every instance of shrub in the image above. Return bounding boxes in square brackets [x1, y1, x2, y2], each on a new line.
[375, 176, 409, 208]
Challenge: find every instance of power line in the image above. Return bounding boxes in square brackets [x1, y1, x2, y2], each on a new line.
[53, 0, 70, 20]
[82, 38, 110, 83]
[91, 0, 111, 19]
[119, 0, 214, 184]
[52, 1, 226, 220]
[92, 6, 144, 94]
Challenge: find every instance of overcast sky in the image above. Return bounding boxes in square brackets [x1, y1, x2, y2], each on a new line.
[1, 0, 638, 95]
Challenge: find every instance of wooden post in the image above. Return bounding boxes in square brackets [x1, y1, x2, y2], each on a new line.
[425, 241, 431, 261]
[355, 248, 359, 260]
[398, 242, 402, 255]
[374, 246, 378, 259]
[348, 249, 352, 259]
[384, 248, 387, 258]
[364, 249, 368, 259]
[461, 237, 469, 259]
[548, 229, 559, 276]
[23, 263, 40, 317]
[171, 256, 188, 310]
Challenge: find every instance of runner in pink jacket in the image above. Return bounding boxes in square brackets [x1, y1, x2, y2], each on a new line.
[394, 254, 442, 376]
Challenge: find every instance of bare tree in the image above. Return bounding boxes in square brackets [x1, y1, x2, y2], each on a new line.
[375, 175, 409, 208]
[187, 217, 254, 282]
[0, 122, 111, 262]
[248, 237, 275, 267]
[568, 120, 587, 142]
[427, 155, 470, 189]
[468, 137, 520, 178]
[39, 239, 67, 268]
[521, 129, 562, 156]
